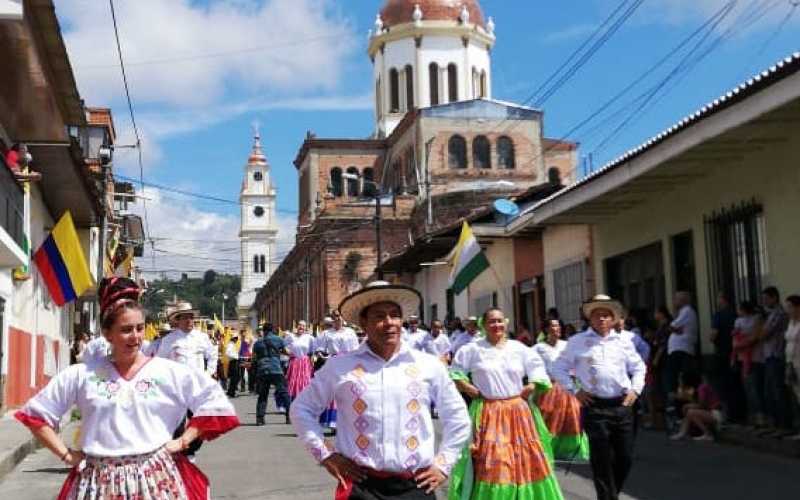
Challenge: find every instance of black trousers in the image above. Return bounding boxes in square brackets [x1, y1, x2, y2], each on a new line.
[256, 373, 290, 418]
[582, 400, 635, 500]
[348, 476, 434, 500]
[227, 359, 240, 397]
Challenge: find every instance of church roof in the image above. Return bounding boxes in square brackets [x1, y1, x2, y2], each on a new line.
[380, 0, 485, 28]
[248, 131, 268, 165]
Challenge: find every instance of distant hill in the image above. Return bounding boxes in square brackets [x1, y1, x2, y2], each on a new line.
[143, 270, 241, 322]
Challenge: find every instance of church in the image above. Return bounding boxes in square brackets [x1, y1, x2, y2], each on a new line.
[253, 0, 578, 329]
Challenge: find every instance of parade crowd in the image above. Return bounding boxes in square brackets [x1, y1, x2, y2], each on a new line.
[10, 276, 800, 500]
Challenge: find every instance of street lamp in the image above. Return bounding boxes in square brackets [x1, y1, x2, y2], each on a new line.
[342, 172, 384, 280]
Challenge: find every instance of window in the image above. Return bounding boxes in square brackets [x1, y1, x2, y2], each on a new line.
[704, 201, 768, 306]
[253, 171, 263, 181]
[447, 63, 458, 102]
[363, 168, 376, 197]
[405, 65, 414, 109]
[497, 136, 515, 169]
[548, 167, 561, 184]
[330, 167, 343, 197]
[480, 70, 487, 98]
[260, 255, 266, 274]
[553, 262, 587, 327]
[472, 67, 478, 98]
[429, 63, 440, 106]
[389, 68, 400, 112]
[375, 77, 382, 117]
[473, 135, 491, 169]
[346, 167, 360, 197]
[253, 206, 265, 217]
[448, 135, 467, 169]
[253, 255, 259, 273]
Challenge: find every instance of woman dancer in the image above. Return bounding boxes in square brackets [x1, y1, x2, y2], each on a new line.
[15, 278, 239, 500]
[535, 319, 590, 461]
[449, 308, 564, 500]
[285, 320, 314, 401]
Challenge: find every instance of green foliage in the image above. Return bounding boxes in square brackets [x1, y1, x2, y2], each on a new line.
[142, 271, 241, 321]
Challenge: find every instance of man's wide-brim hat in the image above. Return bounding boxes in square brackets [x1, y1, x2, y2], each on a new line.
[168, 301, 198, 321]
[582, 294, 624, 320]
[339, 281, 421, 325]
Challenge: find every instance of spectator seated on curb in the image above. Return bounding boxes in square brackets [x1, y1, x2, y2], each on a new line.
[671, 372, 723, 442]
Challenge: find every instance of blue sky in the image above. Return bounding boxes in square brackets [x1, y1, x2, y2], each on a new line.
[54, 0, 799, 276]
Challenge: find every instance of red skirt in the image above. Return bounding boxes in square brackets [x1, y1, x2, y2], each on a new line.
[286, 356, 313, 398]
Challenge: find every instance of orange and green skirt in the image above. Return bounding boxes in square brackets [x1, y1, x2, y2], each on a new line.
[536, 383, 590, 462]
[448, 396, 564, 500]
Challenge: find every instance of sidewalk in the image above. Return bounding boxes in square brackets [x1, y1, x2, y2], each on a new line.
[0, 411, 38, 485]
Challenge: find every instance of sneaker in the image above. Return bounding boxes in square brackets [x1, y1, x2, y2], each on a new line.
[693, 434, 713, 442]
[670, 432, 687, 441]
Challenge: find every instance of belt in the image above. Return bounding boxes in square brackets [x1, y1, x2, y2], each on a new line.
[334, 468, 416, 500]
[588, 396, 626, 408]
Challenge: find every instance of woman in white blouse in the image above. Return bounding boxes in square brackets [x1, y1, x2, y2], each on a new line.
[285, 320, 315, 401]
[785, 295, 800, 439]
[448, 308, 564, 500]
[15, 278, 239, 500]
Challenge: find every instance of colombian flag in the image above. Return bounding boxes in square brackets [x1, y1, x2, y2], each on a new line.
[33, 212, 94, 306]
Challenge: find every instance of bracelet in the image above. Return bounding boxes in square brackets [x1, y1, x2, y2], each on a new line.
[60, 448, 71, 462]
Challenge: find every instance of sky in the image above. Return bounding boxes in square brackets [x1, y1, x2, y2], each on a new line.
[53, 0, 800, 278]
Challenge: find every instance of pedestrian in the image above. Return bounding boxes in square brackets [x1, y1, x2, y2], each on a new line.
[239, 330, 254, 393]
[285, 320, 314, 401]
[710, 291, 742, 422]
[450, 316, 480, 357]
[253, 323, 291, 425]
[71, 332, 89, 364]
[146, 301, 219, 460]
[552, 294, 646, 500]
[402, 315, 428, 350]
[449, 308, 564, 500]
[225, 334, 240, 398]
[732, 300, 765, 427]
[783, 295, 800, 440]
[666, 292, 698, 396]
[15, 277, 239, 500]
[313, 311, 359, 429]
[421, 319, 452, 363]
[290, 281, 471, 499]
[646, 306, 671, 430]
[670, 372, 722, 441]
[760, 287, 792, 435]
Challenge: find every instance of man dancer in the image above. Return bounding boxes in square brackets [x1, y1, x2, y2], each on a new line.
[402, 315, 428, 350]
[253, 323, 291, 425]
[225, 333, 240, 398]
[450, 316, 480, 357]
[291, 281, 470, 499]
[147, 301, 218, 460]
[553, 295, 646, 500]
[421, 319, 451, 364]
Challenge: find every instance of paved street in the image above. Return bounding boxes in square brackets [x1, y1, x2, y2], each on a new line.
[0, 394, 797, 499]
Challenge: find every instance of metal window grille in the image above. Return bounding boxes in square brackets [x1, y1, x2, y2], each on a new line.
[553, 262, 586, 326]
[704, 200, 768, 307]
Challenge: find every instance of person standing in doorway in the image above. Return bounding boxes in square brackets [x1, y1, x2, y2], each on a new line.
[553, 295, 646, 500]
[667, 292, 698, 396]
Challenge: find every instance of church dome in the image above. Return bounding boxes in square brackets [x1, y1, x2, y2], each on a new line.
[380, 0, 485, 28]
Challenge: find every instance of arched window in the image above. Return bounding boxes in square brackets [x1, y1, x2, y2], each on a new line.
[363, 167, 376, 197]
[346, 166, 360, 197]
[497, 136, 515, 169]
[405, 65, 414, 109]
[259, 255, 266, 273]
[548, 167, 561, 185]
[473, 135, 491, 169]
[472, 67, 479, 98]
[429, 63, 440, 106]
[375, 77, 382, 117]
[480, 70, 487, 98]
[447, 63, 458, 102]
[448, 135, 467, 169]
[330, 167, 343, 197]
[389, 68, 400, 113]
[253, 255, 259, 273]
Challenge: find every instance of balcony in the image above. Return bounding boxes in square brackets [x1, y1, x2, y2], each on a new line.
[0, 154, 26, 267]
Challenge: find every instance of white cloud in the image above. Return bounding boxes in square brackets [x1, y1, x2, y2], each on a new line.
[635, 0, 799, 30]
[542, 24, 597, 44]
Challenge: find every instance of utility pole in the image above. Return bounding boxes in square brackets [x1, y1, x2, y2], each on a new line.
[375, 193, 383, 280]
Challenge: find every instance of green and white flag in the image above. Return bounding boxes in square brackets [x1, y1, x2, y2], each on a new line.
[448, 222, 489, 295]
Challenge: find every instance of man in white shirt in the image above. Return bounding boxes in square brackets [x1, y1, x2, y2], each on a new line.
[225, 334, 240, 398]
[402, 315, 428, 350]
[315, 312, 359, 358]
[421, 320, 451, 363]
[666, 291, 698, 395]
[553, 295, 646, 500]
[291, 281, 470, 499]
[450, 316, 480, 356]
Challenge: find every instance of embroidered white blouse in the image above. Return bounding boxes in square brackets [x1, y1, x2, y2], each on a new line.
[146, 329, 218, 378]
[422, 333, 452, 358]
[534, 340, 568, 377]
[290, 342, 470, 475]
[314, 327, 359, 356]
[552, 329, 647, 398]
[451, 339, 550, 399]
[286, 333, 314, 358]
[16, 357, 237, 457]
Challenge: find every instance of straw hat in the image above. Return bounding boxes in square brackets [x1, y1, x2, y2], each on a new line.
[167, 301, 198, 321]
[338, 281, 421, 325]
[581, 294, 624, 320]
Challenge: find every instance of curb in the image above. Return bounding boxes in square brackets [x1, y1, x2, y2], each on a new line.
[0, 419, 80, 485]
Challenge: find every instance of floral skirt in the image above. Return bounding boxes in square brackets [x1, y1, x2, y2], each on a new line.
[536, 384, 590, 462]
[58, 447, 209, 500]
[448, 397, 564, 500]
[286, 356, 313, 399]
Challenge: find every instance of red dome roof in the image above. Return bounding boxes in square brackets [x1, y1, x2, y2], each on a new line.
[380, 0, 485, 28]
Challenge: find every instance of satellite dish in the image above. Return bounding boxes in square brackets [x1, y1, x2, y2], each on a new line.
[493, 199, 520, 224]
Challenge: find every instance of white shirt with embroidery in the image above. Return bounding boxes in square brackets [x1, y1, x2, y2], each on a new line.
[290, 342, 470, 475]
[402, 328, 428, 350]
[286, 333, 314, 357]
[315, 327, 359, 356]
[451, 339, 549, 399]
[534, 340, 568, 378]
[552, 329, 647, 398]
[147, 329, 218, 378]
[421, 332, 452, 358]
[18, 357, 234, 457]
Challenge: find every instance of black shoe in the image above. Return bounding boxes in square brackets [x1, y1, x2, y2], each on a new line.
[256, 418, 265, 426]
[285, 415, 291, 425]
